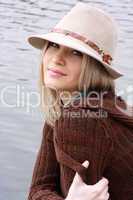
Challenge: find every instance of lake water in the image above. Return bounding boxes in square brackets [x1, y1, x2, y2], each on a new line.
[0, 0, 133, 199]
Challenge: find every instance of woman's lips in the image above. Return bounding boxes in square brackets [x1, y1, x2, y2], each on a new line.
[47, 68, 67, 77]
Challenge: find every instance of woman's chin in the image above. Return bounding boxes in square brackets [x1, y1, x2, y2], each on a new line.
[45, 76, 64, 87]
[45, 82, 66, 90]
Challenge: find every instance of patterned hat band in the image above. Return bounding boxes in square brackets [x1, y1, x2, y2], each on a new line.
[51, 28, 113, 65]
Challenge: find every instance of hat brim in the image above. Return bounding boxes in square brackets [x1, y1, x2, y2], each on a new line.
[27, 32, 123, 79]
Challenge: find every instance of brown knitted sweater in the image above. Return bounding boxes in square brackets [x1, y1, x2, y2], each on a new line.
[27, 91, 133, 200]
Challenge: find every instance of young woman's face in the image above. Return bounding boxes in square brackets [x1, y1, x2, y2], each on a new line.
[43, 41, 83, 92]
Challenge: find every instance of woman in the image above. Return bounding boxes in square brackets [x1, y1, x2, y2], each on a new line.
[27, 2, 133, 200]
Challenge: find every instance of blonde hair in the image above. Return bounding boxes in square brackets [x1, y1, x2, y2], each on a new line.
[38, 42, 115, 127]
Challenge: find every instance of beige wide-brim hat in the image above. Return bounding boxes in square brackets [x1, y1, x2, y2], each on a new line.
[27, 2, 123, 79]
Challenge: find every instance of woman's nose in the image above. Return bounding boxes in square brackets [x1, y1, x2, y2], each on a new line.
[52, 51, 66, 66]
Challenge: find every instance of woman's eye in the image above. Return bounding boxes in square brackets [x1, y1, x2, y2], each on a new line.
[47, 42, 83, 57]
[48, 42, 59, 48]
[72, 50, 83, 57]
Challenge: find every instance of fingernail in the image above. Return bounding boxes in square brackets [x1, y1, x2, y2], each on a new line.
[102, 177, 109, 184]
[83, 160, 89, 168]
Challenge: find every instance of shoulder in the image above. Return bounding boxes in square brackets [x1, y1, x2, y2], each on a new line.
[60, 93, 133, 135]
[60, 104, 113, 138]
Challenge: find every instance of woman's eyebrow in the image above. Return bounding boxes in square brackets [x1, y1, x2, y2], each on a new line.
[54, 42, 80, 52]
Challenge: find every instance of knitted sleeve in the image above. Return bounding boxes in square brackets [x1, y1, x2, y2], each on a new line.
[27, 122, 64, 200]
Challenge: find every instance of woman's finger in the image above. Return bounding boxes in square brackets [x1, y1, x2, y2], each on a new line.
[90, 177, 109, 196]
[72, 160, 89, 186]
[103, 192, 110, 200]
[97, 187, 109, 199]
[94, 177, 108, 189]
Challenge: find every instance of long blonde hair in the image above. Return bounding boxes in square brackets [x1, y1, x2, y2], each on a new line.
[38, 41, 115, 127]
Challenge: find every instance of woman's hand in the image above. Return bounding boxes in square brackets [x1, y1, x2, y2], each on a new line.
[65, 160, 110, 200]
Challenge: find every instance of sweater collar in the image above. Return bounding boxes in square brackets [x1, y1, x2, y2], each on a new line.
[60, 90, 133, 128]
[60, 90, 116, 108]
